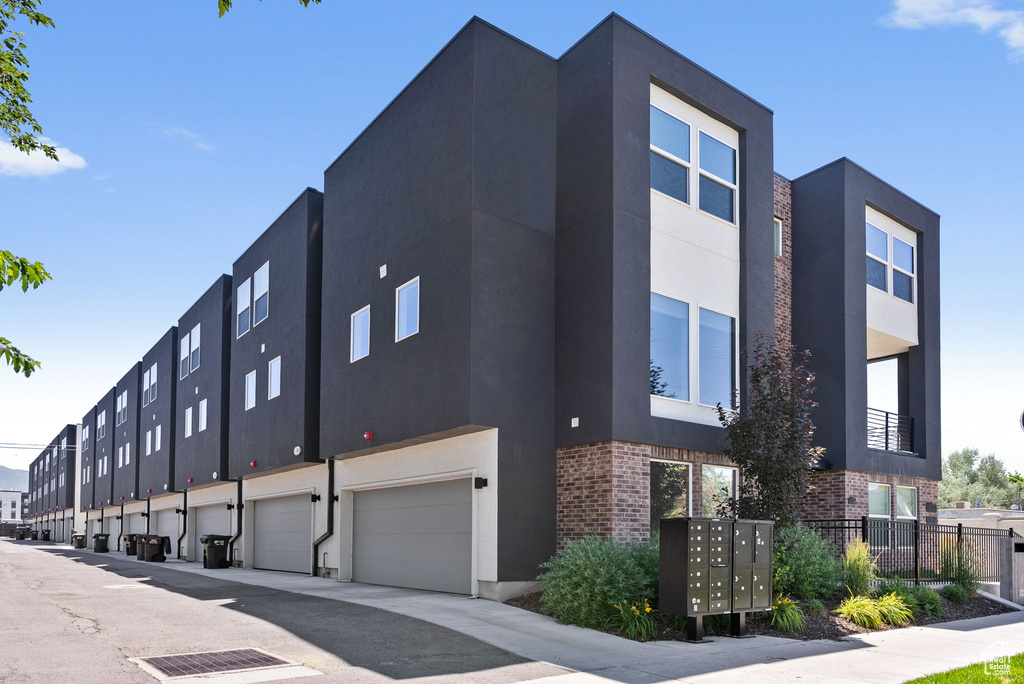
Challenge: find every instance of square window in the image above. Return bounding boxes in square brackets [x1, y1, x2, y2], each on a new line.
[245, 370, 256, 410]
[650, 151, 688, 203]
[351, 306, 370, 362]
[698, 308, 736, 408]
[237, 278, 251, 338]
[701, 465, 737, 517]
[185, 407, 193, 438]
[650, 292, 689, 401]
[253, 262, 269, 326]
[189, 323, 201, 372]
[650, 460, 689, 533]
[396, 277, 420, 342]
[199, 398, 208, 431]
[650, 105, 690, 162]
[268, 356, 281, 400]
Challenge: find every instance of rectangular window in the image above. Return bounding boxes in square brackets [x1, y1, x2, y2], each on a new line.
[866, 222, 888, 292]
[868, 482, 892, 549]
[198, 398, 208, 432]
[125, 442, 130, 465]
[143, 370, 151, 407]
[189, 323, 201, 371]
[237, 277, 251, 338]
[146, 430, 152, 456]
[253, 262, 269, 326]
[245, 370, 256, 410]
[650, 460, 690, 534]
[268, 356, 281, 399]
[185, 407, 193, 438]
[97, 411, 106, 439]
[61, 437, 66, 459]
[651, 152, 689, 204]
[650, 292, 689, 401]
[650, 105, 690, 204]
[701, 465, 737, 517]
[396, 277, 420, 341]
[892, 237, 915, 303]
[698, 308, 736, 408]
[773, 218, 783, 257]
[149, 363, 158, 403]
[895, 485, 917, 548]
[116, 390, 128, 424]
[180, 332, 190, 379]
[350, 306, 370, 362]
[698, 132, 736, 223]
[118, 446, 123, 468]
[83, 425, 90, 451]
[154, 425, 161, 452]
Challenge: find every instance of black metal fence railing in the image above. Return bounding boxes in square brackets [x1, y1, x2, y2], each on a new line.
[804, 517, 1020, 584]
[867, 408, 914, 453]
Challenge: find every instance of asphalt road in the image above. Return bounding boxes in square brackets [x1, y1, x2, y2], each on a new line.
[0, 540, 565, 684]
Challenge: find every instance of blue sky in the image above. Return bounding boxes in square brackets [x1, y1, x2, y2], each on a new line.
[2, 0, 1022, 475]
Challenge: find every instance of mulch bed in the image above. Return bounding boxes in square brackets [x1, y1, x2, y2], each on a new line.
[504, 591, 1015, 642]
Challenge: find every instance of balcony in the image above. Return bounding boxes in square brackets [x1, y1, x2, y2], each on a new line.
[867, 408, 914, 454]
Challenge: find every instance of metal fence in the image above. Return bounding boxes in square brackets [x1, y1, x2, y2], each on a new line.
[866, 408, 914, 453]
[804, 517, 1020, 584]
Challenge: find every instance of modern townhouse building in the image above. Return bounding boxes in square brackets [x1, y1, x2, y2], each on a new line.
[1, 490, 24, 524]
[51, 424, 78, 541]
[26, 14, 940, 597]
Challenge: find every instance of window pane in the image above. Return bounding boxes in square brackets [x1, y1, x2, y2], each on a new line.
[650, 106, 690, 161]
[150, 363, 157, 402]
[351, 307, 370, 361]
[268, 357, 281, 399]
[866, 223, 887, 260]
[190, 323, 201, 371]
[701, 465, 735, 517]
[254, 293, 269, 325]
[254, 262, 269, 297]
[155, 425, 161, 451]
[698, 132, 735, 183]
[893, 237, 914, 274]
[650, 152, 688, 203]
[397, 279, 420, 341]
[238, 310, 250, 337]
[180, 336, 190, 379]
[866, 256, 887, 291]
[774, 219, 782, 257]
[868, 483, 891, 516]
[699, 308, 735, 408]
[185, 407, 193, 438]
[199, 398, 207, 431]
[699, 175, 734, 222]
[245, 371, 256, 410]
[237, 278, 251, 337]
[650, 293, 689, 400]
[650, 461, 689, 533]
[893, 271, 913, 303]
[896, 487, 916, 518]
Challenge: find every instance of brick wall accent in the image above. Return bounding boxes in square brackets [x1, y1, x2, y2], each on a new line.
[803, 469, 939, 522]
[773, 174, 793, 345]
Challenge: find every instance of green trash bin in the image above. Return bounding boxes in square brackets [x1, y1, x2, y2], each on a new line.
[41, 530, 51, 541]
[72, 534, 86, 549]
[93, 533, 110, 553]
[200, 535, 232, 569]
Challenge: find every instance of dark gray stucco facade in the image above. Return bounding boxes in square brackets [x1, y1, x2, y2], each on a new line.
[91, 388, 116, 509]
[791, 158, 941, 480]
[111, 363, 141, 503]
[138, 327, 178, 497]
[55, 424, 76, 511]
[79, 406, 96, 513]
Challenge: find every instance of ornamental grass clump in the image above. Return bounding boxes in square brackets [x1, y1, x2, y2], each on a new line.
[769, 595, 806, 632]
[875, 592, 914, 626]
[609, 598, 657, 640]
[834, 592, 883, 629]
[938, 539, 981, 595]
[842, 539, 877, 597]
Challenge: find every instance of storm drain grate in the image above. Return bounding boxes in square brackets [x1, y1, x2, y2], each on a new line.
[140, 648, 290, 678]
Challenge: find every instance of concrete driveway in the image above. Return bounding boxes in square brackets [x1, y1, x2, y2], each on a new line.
[3, 539, 1023, 683]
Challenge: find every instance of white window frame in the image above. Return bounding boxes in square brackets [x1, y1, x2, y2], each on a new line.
[142, 370, 151, 407]
[696, 129, 739, 227]
[253, 261, 269, 327]
[118, 446, 123, 468]
[350, 305, 370, 362]
[97, 411, 106, 440]
[146, 430, 152, 456]
[82, 425, 90, 452]
[60, 437, 66, 459]
[895, 485, 917, 549]
[189, 322, 201, 372]
[649, 104, 692, 206]
[773, 217, 783, 257]
[180, 332, 190, 379]
[268, 356, 281, 400]
[245, 370, 256, 411]
[149, 363, 158, 404]
[237, 277, 252, 338]
[155, 425, 161, 452]
[868, 482, 892, 550]
[701, 464, 738, 517]
[695, 304, 739, 410]
[649, 289, 692, 404]
[891, 236, 916, 304]
[198, 398, 208, 432]
[395, 276, 421, 342]
[184, 407, 193, 438]
[125, 442, 130, 465]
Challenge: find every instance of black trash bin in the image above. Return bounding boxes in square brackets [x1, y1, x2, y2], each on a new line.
[93, 533, 110, 553]
[15, 529, 25, 540]
[30, 530, 38, 540]
[142, 535, 170, 562]
[124, 534, 138, 557]
[200, 535, 232, 569]
[72, 534, 86, 549]
[41, 530, 51, 541]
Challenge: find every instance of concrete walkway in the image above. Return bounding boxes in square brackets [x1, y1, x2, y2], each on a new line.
[22, 541, 1024, 682]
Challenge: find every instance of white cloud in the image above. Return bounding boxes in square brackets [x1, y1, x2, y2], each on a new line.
[0, 137, 88, 177]
[882, 0, 1024, 61]
[163, 126, 215, 151]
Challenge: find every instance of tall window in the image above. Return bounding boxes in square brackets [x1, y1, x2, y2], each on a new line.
[180, 333, 190, 379]
[61, 437, 67, 459]
[650, 460, 690, 533]
[237, 278, 251, 338]
[892, 237, 915, 304]
[143, 362, 158, 406]
[650, 105, 690, 203]
[180, 323, 201, 378]
[701, 465, 737, 517]
[698, 132, 736, 223]
[245, 370, 256, 410]
[351, 305, 370, 362]
[155, 425, 162, 452]
[866, 222, 888, 292]
[650, 292, 689, 400]
[268, 356, 281, 399]
[125, 442, 130, 464]
[895, 485, 917, 548]
[185, 407, 193, 438]
[773, 218, 783, 257]
[396, 277, 420, 341]
[698, 308, 736, 408]
[82, 425, 90, 451]
[146, 430, 152, 456]
[868, 482, 891, 549]
[118, 446, 124, 468]
[198, 398, 208, 432]
[97, 411, 106, 440]
[116, 390, 128, 425]
[253, 262, 269, 326]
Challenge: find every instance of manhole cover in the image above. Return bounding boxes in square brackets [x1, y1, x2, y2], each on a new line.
[138, 648, 291, 678]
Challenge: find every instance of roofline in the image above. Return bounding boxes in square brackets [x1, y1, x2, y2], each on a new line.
[233, 187, 323, 267]
[791, 157, 940, 218]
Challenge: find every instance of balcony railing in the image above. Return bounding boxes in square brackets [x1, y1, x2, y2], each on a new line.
[867, 408, 914, 453]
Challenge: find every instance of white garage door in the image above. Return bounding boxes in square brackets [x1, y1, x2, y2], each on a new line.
[62, 518, 72, 543]
[127, 512, 146, 535]
[194, 504, 231, 563]
[353, 478, 472, 594]
[153, 509, 177, 540]
[253, 495, 312, 574]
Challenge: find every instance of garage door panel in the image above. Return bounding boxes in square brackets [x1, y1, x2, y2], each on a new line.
[354, 480, 471, 512]
[253, 495, 311, 574]
[154, 509, 177, 539]
[353, 558, 470, 594]
[354, 503, 472, 535]
[194, 505, 231, 562]
[353, 532, 470, 563]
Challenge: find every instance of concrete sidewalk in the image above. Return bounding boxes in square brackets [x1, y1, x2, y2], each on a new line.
[25, 541, 1024, 683]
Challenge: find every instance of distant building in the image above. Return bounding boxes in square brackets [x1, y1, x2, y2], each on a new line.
[1, 489, 25, 524]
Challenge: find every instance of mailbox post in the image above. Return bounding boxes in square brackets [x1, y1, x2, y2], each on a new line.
[659, 517, 774, 641]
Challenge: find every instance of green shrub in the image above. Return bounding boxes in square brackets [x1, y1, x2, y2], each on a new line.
[938, 539, 981, 594]
[940, 583, 967, 604]
[609, 598, 657, 640]
[772, 524, 843, 599]
[804, 598, 826, 615]
[875, 592, 914, 626]
[911, 586, 943, 617]
[769, 595, 806, 631]
[842, 539, 877, 596]
[876, 577, 918, 613]
[833, 593, 883, 629]
[539, 536, 659, 629]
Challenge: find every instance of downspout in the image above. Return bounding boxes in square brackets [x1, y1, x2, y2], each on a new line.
[227, 478, 243, 566]
[176, 489, 188, 560]
[117, 503, 124, 551]
[146, 497, 152, 534]
[311, 459, 335, 577]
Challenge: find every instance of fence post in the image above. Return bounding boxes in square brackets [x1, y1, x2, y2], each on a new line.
[913, 519, 921, 585]
[884, 412, 890, 452]
[861, 516, 869, 545]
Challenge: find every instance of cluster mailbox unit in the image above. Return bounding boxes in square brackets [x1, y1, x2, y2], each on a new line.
[660, 518, 774, 641]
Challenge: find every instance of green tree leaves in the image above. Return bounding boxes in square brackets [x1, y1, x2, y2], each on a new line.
[217, 0, 323, 18]
[1, 249, 51, 376]
[939, 447, 1017, 508]
[1, 0, 57, 160]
